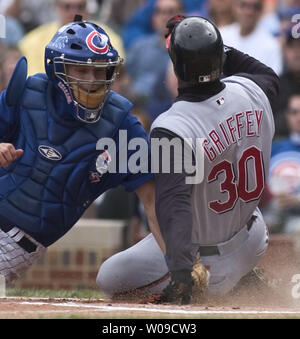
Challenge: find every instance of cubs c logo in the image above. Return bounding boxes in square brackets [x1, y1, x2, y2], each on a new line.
[86, 31, 109, 54]
[269, 157, 300, 195]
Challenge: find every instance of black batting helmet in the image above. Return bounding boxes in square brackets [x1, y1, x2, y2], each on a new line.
[168, 16, 224, 83]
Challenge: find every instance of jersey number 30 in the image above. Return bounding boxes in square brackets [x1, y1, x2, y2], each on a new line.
[208, 146, 264, 213]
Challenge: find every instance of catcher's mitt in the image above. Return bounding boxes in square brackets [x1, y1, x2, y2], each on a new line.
[152, 254, 210, 305]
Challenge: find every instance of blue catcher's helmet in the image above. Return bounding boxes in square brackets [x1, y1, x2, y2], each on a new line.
[45, 21, 123, 123]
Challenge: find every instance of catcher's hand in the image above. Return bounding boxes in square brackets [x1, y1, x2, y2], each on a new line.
[0, 143, 23, 167]
[152, 256, 210, 305]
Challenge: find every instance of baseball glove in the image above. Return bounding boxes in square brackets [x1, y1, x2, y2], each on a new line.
[152, 254, 210, 304]
[191, 252, 210, 303]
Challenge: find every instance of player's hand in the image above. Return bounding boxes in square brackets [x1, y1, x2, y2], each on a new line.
[0, 143, 23, 166]
[165, 15, 186, 38]
[152, 270, 193, 305]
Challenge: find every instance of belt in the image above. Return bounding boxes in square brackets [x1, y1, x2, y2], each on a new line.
[0, 224, 37, 253]
[198, 215, 257, 257]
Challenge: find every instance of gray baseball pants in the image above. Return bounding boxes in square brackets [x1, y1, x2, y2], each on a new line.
[97, 210, 268, 297]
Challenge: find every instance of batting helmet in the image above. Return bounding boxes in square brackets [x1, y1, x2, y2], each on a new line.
[168, 16, 224, 83]
[45, 20, 123, 123]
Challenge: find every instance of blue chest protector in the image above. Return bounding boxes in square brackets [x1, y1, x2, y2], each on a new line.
[0, 68, 132, 246]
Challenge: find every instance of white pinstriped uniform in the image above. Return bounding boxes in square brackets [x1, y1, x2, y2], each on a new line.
[0, 227, 46, 283]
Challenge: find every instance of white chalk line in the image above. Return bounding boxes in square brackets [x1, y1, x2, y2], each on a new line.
[0, 309, 99, 315]
[19, 301, 300, 315]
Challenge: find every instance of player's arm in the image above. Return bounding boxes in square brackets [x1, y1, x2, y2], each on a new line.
[150, 128, 195, 272]
[120, 113, 165, 252]
[150, 127, 198, 304]
[222, 46, 280, 110]
[135, 179, 166, 254]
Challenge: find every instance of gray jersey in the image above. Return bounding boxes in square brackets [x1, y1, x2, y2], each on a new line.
[151, 76, 274, 245]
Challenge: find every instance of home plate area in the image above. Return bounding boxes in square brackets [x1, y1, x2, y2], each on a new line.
[1, 279, 300, 319]
[1, 233, 300, 319]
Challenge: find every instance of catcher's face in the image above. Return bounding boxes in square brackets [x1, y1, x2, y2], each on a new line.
[65, 62, 109, 109]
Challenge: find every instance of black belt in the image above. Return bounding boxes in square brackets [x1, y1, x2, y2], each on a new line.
[198, 215, 257, 257]
[0, 224, 37, 253]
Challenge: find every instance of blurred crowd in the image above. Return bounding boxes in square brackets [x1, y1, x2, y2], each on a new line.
[1, 0, 300, 243]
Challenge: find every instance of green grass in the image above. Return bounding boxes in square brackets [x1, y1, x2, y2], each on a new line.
[6, 287, 107, 299]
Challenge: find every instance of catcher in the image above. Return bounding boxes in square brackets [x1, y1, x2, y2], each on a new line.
[97, 15, 278, 304]
[0, 18, 165, 283]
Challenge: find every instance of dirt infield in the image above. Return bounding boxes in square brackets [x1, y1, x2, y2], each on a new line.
[1, 274, 300, 318]
[1, 234, 300, 319]
[0, 296, 299, 319]
[1, 277, 300, 319]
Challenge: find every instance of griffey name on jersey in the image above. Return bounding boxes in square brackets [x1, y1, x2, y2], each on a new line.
[203, 109, 263, 162]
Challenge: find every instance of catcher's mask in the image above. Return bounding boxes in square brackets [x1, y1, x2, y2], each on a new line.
[168, 16, 224, 83]
[45, 20, 123, 123]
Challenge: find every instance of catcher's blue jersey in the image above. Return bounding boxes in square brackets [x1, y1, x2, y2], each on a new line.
[0, 73, 153, 246]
